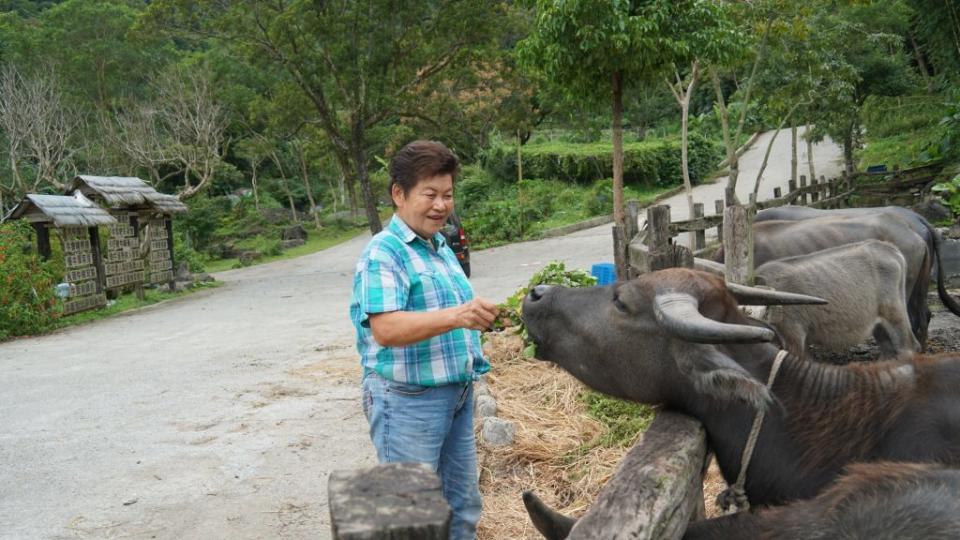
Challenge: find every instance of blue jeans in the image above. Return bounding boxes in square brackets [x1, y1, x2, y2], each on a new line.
[361, 372, 482, 540]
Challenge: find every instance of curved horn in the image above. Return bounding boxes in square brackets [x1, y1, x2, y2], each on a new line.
[522, 491, 577, 540]
[725, 282, 828, 306]
[653, 292, 775, 344]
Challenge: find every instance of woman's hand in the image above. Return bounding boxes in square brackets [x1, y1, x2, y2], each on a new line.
[452, 298, 500, 331]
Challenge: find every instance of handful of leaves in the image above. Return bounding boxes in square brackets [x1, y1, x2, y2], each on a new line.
[491, 261, 598, 357]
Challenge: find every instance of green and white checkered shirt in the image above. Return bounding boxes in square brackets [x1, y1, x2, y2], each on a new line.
[350, 214, 488, 386]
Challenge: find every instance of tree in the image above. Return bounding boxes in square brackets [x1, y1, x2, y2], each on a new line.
[806, 0, 917, 173]
[143, 0, 515, 235]
[154, 68, 229, 199]
[0, 65, 80, 199]
[519, 0, 740, 276]
[235, 136, 271, 209]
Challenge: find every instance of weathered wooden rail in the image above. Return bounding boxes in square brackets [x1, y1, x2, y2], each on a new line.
[565, 412, 708, 539]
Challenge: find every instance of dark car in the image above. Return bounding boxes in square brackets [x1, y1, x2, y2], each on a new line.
[441, 212, 471, 277]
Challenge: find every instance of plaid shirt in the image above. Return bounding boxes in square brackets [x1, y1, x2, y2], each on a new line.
[350, 214, 489, 386]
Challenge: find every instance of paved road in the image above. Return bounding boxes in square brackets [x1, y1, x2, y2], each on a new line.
[0, 128, 842, 539]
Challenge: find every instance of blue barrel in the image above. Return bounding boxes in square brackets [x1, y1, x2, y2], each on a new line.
[590, 263, 616, 286]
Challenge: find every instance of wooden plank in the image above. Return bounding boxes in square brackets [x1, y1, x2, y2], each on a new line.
[626, 200, 640, 242]
[329, 462, 450, 540]
[714, 200, 723, 241]
[723, 203, 752, 284]
[693, 203, 705, 251]
[568, 412, 708, 540]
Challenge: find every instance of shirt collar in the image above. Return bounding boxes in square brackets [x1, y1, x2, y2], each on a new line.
[388, 214, 447, 249]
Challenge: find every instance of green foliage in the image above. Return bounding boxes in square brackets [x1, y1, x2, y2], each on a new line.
[930, 94, 960, 213]
[174, 194, 231, 252]
[517, 0, 742, 105]
[906, 0, 960, 83]
[0, 221, 60, 340]
[482, 135, 722, 187]
[495, 261, 597, 358]
[581, 391, 656, 447]
[173, 230, 206, 273]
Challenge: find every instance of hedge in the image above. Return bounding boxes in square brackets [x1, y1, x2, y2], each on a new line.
[481, 134, 722, 188]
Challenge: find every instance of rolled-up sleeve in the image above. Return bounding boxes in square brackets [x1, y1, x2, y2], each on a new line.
[356, 255, 409, 328]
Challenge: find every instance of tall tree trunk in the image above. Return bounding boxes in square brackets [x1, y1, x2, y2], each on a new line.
[611, 71, 625, 226]
[790, 125, 798, 184]
[611, 70, 627, 280]
[516, 130, 523, 184]
[297, 144, 323, 231]
[843, 124, 855, 175]
[668, 60, 700, 249]
[352, 120, 381, 234]
[908, 32, 933, 90]
[711, 69, 736, 203]
[270, 150, 298, 223]
[753, 101, 810, 197]
[250, 160, 261, 210]
[806, 124, 816, 183]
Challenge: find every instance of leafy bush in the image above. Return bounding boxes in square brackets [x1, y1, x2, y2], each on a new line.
[0, 221, 60, 340]
[173, 230, 206, 273]
[480, 134, 722, 187]
[495, 261, 597, 357]
[174, 194, 231, 252]
[585, 179, 614, 216]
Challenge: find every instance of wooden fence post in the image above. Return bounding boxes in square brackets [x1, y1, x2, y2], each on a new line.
[626, 200, 640, 242]
[714, 199, 723, 241]
[799, 175, 808, 205]
[788, 179, 797, 203]
[646, 205, 692, 271]
[723, 203, 752, 285]
[773, 187, 782, 199]
[810, 177, 820, 203]
[329, 463, 451, 540]
[693, 203, 705, 251]
[613, 224, 628, 280]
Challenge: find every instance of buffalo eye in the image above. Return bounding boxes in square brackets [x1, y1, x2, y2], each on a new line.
[613, 296, 629, 313]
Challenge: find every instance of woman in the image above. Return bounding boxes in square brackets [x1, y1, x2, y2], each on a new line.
[349, 140, 499, 540]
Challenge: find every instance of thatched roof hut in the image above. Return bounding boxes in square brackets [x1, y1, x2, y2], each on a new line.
[4, 192, 118, 227]
[70, 175, 187, 214]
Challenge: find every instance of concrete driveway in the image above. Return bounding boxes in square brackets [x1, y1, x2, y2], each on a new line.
[0, 128, 841, 539]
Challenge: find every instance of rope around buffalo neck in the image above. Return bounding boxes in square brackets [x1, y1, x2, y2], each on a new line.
[717, 349, 789, 515]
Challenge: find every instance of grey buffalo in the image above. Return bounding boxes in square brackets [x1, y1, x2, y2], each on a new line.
[741, 206, 960, 347]
[521, 268, 960, 509]
[526, 462, 960, 540]
[754, 239, 919, 358]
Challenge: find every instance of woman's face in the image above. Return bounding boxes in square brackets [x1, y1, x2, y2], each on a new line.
[392, 173, 454, 240]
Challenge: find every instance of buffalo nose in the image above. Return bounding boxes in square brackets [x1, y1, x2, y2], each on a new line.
[529, 284, 552, 301]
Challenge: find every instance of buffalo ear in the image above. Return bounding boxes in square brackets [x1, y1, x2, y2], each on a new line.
[671, 343, 773, 411]
[522, 491, 577, 540]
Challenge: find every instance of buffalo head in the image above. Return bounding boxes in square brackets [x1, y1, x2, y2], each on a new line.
[521, 268, 826, 410]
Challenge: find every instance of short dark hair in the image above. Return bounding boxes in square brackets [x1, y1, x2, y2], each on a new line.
[388, 140, 459, 204]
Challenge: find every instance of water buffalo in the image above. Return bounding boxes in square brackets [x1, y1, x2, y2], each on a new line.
[754, 240, 919, 358]
[525, 462, 960, 540]
[738, 206, 960, 347]
[521, 268, 960, 508]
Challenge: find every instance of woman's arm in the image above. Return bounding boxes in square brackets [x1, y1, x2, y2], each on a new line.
[369, 298, 499, 347]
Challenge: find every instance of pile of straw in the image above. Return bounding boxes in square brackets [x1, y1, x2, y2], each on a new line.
[475, 330, 729, 538]
[475, 330, 642, 539]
